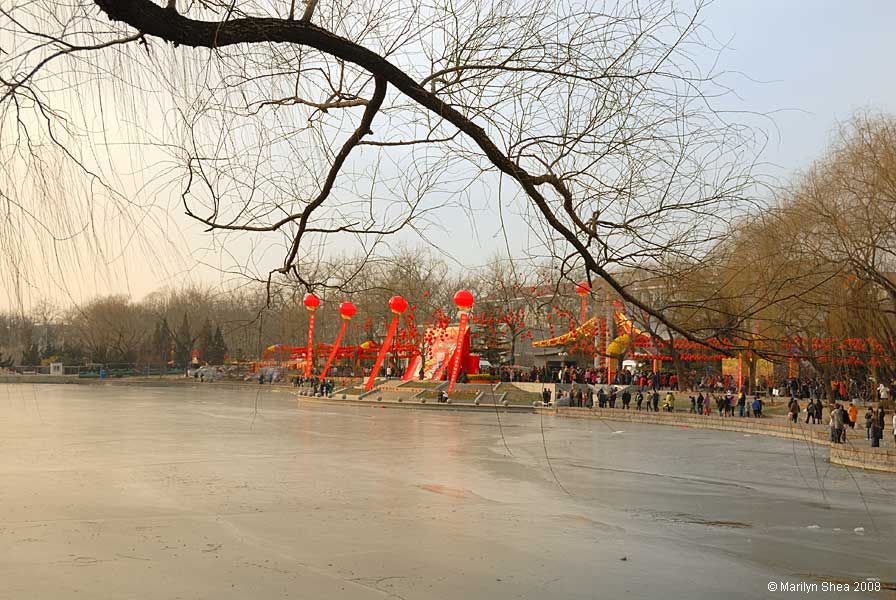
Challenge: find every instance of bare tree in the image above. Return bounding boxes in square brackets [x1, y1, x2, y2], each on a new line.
[1, 0, 763, 344]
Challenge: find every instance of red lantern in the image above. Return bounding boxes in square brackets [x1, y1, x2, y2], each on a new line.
[339, 301, 357, 320]
[453, 289, 474, 311]
[303, 293, 321, 311]
[388, 295, 408, 314]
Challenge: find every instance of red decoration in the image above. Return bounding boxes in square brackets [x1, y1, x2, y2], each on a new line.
[453, 289, 474, 311]
[447, 311, 470, 394]
[320, 317, 350, 383]
[339, 301, 357, 320]
[388, 295, 408, 314]
[305, 311, 316, 377]
[301, 293, 320, 377]
[447, 289, 475, 393]
[575, 281, 591, 296]
[303, 293, 321, 311]
[365, 315, 401, 391]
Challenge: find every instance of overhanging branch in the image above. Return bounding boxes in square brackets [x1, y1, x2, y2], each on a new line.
[92, 0, 712, 347]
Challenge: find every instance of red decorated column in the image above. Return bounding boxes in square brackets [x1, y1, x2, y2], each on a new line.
[575, 281, 591, 324]
[365, 295, 408, 392]
[605, 296, 614, 384]
[303, 293, 320, 378]
[319, 301, 356, 383]
[447, 290, 474, 394]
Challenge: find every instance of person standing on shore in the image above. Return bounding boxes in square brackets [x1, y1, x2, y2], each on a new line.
[788, 397, 800, 423]
[892, 411, 895, 445]
[636, 390, 644, 411]
[875, 407, 885, 442]
[831, 404, 845, 443]
[651, 390, 660, 412]
[663, 391, 675, 412]
[870, 412, 882, 447]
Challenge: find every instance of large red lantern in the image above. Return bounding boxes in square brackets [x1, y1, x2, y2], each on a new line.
[303, 293, 321, 311]
[447, 289, 475, 394]
[303, 293, 320, 377]
[388, 295, 408, 314]
[365, 296, 408, 391]
[339, 301, 357, 320]
[320, 301, 356, 383]
[453, 289, 474, 311]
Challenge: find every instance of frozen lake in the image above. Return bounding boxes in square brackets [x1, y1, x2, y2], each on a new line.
[1, 383, 894, 599]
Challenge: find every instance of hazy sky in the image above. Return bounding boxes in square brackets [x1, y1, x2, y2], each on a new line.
[4, 1, 896, 310]
[701, 0, 896, 174]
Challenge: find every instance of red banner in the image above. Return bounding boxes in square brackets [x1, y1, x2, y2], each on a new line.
[447, 312, 470, 394]
[319, 319, 348, 383]
[365, 316, 399, 391]
[305, 312, 316, 378]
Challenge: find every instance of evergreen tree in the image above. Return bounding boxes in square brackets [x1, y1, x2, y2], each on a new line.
[41, 339, 58, 361]
[175, 313, 192, 369]
[211, 325, 228, 364]
[21, 325, 41, 365]
[60, 339, 85, 365]
[151, 318, 173, 365]
[197, 318, 214, 363]
[22, 342, 40, 366]
[150, 321, 162, 361]
[159, 318, 172, 364]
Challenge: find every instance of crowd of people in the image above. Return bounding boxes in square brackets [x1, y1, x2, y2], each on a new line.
[551, 386, 742, 415]
[291, 375, 336, 396]
[497, 364, 896, 406]
[787, 397, 892, 447]
[494, 365, 685, 388]
[548, 381, 893, 448]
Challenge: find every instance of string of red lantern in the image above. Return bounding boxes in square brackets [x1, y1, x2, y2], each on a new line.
[364, 295, 408, 392]
[303, 293, 320, 378]
[319, 301, 356, 383]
